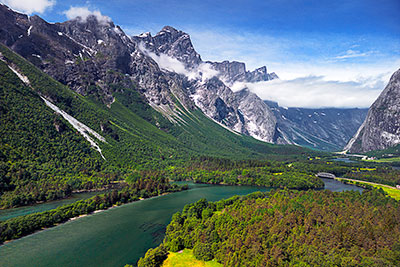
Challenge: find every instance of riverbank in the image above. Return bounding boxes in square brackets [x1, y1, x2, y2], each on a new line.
[0, 180, 186, 245]
[0, 192, 175, 246]
[336, 177, 400, 200]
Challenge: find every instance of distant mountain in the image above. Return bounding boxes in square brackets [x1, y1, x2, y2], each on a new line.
[345, 68, 400, 153]
[264, 101, 368, 151]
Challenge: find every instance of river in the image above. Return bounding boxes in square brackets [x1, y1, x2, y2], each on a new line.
[0, 179, 361, 267]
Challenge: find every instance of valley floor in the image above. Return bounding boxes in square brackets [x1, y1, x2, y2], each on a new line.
[337, 177, 400, 200]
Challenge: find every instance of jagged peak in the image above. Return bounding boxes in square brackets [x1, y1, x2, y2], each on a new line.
[156, 26, 191, 40]
[158, 25, 181, 34]
[269, 72, 279, 79]
[63, 12, 113, 29]
[255, 66, 267, 73]
[138, 32, 152, 38]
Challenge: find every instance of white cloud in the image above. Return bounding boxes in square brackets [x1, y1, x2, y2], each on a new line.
[233, 76, 386, 108]
[138, 43, 219, 82]
[1, 0, 55, 14]
[183, 28, 400, 108]
[335, 49, 372, 59]
[63, 6, 110, 25]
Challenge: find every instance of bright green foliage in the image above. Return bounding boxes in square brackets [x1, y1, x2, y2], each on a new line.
[162, 249, 222, 267]
[149, 189, 400, 266]
[0, 54, 109, 208]
[137, 245, 169, 267]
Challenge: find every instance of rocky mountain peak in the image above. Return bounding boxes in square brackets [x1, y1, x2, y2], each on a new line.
[345, 68, 400, 153]
[151, 25, 202, 68]
[207, 60, 277, 85]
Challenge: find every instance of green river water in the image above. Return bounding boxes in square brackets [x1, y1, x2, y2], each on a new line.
[0, 180, 362, 267]
[0, 191, 105, 221]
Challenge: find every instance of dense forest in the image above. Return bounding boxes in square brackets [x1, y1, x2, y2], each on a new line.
[139, 189, 400, 267]
[0, 177, 187, 243]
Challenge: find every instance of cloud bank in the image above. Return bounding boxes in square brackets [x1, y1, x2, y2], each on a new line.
[232, 76, 385, 108]
[138, 43, 218, 82]
[1, 0, 55, 14]
[63, 6, 110, 25]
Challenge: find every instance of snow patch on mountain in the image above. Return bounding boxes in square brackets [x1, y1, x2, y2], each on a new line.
[41, 97, 107, 159]
[27, 25, 33, 36]
[7, 65, 30, 85]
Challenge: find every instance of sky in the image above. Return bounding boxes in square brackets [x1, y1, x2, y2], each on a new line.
[2, 0, 400, 108]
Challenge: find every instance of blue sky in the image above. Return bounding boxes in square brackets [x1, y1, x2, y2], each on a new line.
[2, 0, 400, 107]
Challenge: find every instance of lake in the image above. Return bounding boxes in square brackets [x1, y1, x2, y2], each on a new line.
[0, 179, 361, 267]
[332, 157, 357, 163]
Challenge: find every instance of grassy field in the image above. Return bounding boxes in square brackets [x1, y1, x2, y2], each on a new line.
[368, 157, 400, 163]
[162, 249, 222, 267]
[337, 178, 400, 201]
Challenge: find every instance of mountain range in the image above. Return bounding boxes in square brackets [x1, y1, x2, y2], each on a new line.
[0, 4, 368, 152]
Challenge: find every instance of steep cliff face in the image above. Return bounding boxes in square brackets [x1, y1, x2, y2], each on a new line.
[345, 69, 400, 153]
[235, 89, 277, 141]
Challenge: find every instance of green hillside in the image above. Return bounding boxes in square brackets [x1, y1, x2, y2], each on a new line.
[0, 44, 318, 208]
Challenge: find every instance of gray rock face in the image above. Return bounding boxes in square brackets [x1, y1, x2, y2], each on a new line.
[133, 26, 202, 69]
[190, 77, 247, 133]
[0, 6, 128, 104]
[235, 89, 277, 141]
[135, 26, 278, 142]
[345, 68, 400, 153]
[264, 101, 368, 151]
